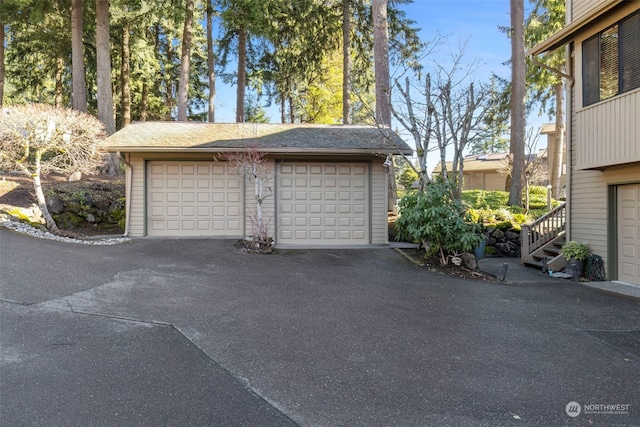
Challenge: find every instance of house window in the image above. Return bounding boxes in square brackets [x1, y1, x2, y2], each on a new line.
[582, 11, 640, 107]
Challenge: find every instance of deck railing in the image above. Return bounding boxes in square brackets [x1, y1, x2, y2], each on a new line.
[521, 202, 566, 261]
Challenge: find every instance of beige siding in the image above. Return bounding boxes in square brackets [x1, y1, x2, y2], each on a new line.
[371, 160, 388, 245]
[571, 0, 608, 22]
[127, 154, 146, 237]
[575, 91, 640, 169]
[572, 2, 640, 169]
[570, 164, 640, 275]
[485, 173, 506, 191]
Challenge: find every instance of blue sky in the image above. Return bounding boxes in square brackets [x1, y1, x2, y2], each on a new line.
[212, 1, 550, 144]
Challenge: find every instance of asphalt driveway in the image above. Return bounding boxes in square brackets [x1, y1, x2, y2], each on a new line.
[1, 228, 639, 426]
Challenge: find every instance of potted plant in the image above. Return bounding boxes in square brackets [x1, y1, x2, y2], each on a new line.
[560, 241, 591, 278]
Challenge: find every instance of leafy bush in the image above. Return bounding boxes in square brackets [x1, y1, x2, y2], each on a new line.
[395, 179, 483, 265]
[528, 185, 548, 195]
[560, 241, 591, 261]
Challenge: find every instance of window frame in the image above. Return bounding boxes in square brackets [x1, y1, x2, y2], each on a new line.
[582, 10, 640, 107]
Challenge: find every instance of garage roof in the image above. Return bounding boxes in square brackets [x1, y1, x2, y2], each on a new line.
[102, 122, 413, 155]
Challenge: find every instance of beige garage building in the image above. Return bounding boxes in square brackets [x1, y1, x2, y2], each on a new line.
[103, 122, 411, 247]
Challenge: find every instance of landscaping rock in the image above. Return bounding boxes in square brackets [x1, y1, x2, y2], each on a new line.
[48, 196, 65, 214]
[461, 252, 478, 270]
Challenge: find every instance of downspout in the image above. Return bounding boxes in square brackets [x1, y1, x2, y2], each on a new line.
[118, 152, 132, 237]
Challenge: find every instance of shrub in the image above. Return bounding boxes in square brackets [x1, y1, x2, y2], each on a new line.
[395, 179, 483, 265]
[560, 241, 591, 261]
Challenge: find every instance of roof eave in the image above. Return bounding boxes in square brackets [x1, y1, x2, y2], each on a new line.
[106, 147, 414, 156]
[528, 0, 623, 56]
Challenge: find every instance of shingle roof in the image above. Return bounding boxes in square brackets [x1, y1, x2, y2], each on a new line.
[102, 122, 413, 155]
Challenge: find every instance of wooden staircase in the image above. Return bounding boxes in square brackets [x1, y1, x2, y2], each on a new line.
[521, 203, 567, 272]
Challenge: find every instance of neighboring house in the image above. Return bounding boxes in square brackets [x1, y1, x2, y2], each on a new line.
[530, 0, 640, 285]
[431, 132, 567, 192]
[102, 122, 412, 247]
[432, 153, 510, 191]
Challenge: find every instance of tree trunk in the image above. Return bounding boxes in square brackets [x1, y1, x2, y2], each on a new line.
[177, 0, 194, 121]
[236, 27, 247, 122]
[0, 23, 4, 106]
[96, 0, 119, 175]
[33, 151, 59, 233]
[71, 0, 87, 112]
[120, 22, 131, 128]
[54, 57, 64, 108]
[373, 0, 390, 126]
[164, 40, 174, 120]
[141, 79, 149, 121]
[508, 0, 526, 207]
[207, 0, 216, 122]
[552, 80, 565, 198]
[372, 0, 395, 208]
[342, 0, 351, 124]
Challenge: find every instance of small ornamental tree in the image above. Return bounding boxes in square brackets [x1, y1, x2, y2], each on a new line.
[394, 178, 483, 266]
[0, 104, 106, 233]
[222, 148, 273, 250]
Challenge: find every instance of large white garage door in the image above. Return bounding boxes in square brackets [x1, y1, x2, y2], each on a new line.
[618, 183, 640, 285]
[277, 162, 369, 245]
[147, 161, 243, 237]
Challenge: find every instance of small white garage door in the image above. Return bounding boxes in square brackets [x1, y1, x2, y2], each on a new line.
[147, 161, 243, 237]
[277, 162, 369, 245]
[618, 183, 640, 285]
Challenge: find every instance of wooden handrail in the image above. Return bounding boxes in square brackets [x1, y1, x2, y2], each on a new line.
[521, 202, 566, 257]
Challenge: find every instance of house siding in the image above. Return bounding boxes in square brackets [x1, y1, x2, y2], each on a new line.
[572, 2, 640, 169]
[371, 160, 388, 245]
[571, 0, 613, 22]
[570, 165, 640, 276]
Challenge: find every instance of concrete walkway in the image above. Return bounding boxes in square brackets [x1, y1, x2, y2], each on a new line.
[479, 256, 640, 300]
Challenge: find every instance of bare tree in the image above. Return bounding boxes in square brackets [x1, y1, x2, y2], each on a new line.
[509, 0, 526, 206]
[223, 149, 273, 250]
[177, 0, 194, 121]
[391, 40, 491, 197]
[71, 0, 87, 112]
[0, 105, 106, 232]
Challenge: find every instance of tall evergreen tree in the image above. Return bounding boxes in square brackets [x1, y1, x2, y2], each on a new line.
[177, 0, 194, 121]
[509, 0, 526, 207]
[71, 0, 87, 112]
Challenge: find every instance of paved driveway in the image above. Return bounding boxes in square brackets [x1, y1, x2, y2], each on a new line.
[1, 228, 639, 426]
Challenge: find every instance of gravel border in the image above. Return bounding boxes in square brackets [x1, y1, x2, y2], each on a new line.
[0, 214, 130, 245]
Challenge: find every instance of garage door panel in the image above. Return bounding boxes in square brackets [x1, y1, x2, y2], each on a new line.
[618, 184, 640, 285]
[277, 162, 369, 246]
[147, 161, 243, 237]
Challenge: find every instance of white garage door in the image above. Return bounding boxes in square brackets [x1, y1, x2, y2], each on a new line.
[277, 162, 369, 245]
[618, 183, 640, 285]
[147, 161, 243, 237]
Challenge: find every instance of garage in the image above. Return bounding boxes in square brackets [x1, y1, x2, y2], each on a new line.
[147, 161, 243, 237]
[277, 162, 369, 245]
[618, 183, 640, 285]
